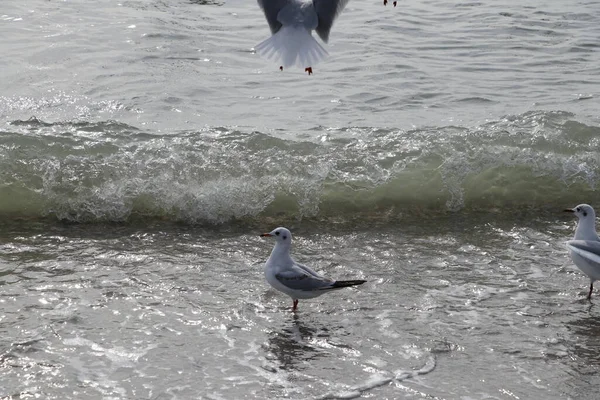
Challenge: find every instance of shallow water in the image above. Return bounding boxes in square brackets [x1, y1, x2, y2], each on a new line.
[2, 218, 600, 399]
[1, 0, 600, 398]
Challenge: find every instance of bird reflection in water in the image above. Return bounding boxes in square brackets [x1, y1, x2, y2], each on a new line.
[567, 312, 600, 365]
[265, 314, 328, 370]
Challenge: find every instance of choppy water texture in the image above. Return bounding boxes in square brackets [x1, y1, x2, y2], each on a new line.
[1, 0, 600, 398]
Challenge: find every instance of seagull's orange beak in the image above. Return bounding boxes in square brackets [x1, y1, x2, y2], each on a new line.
[260, 233, 273, 237]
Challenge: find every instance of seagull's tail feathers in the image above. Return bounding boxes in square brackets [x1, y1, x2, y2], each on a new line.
[330, 280, 367, 289]
[255, 26, 328, 68]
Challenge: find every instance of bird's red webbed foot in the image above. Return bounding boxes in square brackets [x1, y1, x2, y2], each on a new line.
[279, 66, 283, 71]
[305, 67, 313, 75]
[383, 0, 388, 5]
[292, 299, 299, 311]
[393, 1, 397, 6]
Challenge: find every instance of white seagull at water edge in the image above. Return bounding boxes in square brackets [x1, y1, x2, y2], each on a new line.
[565, 204, 600, 300]
[260, 227, 366, 311]
[255, 0, 350, 75]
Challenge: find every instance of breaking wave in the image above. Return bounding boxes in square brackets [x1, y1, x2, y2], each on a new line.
[1, 111, 598, 224]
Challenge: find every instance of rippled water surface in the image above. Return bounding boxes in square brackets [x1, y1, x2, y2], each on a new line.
[1, 0, 600, 398]
[2, 219, 600, 399]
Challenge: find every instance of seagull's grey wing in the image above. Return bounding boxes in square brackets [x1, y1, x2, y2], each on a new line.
[567, 240, 600, 264]
[313, 0, 350, 42]
[276, 266, 334, 291]
[293, 261, 325, 279]
[257, 0, 290, 34]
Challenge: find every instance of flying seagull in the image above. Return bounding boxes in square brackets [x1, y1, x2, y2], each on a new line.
[255, 0, 350, 74]
[260, 227, 366, 311]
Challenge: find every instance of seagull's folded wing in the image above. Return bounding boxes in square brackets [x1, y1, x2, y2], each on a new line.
[567, 240, 600, 264]
[294, 261, 326, 278]
[276, 267, 334, 291]
[313, 0, 350, 42]
[257, 0, 290, 34]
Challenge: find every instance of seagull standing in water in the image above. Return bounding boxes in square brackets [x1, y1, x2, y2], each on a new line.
[260, 227, 366, 311]
[255, 0, 350, 74]
[565, 204, 600, 300]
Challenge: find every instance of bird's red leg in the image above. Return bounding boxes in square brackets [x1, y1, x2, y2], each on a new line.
[292, 299, 298, 311]
[305, 67, 313, 75]
[279, 66, 283, 71]
[383, 0, 387, 5]
[588, 282, 594, 300]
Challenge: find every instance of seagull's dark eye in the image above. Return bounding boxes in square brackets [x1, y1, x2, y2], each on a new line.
[283, 235, 287, 240]
[275, 231, 280, 236]
[584, 212, 588, 216]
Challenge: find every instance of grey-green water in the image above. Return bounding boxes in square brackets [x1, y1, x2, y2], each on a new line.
[1, 0, 600, 398]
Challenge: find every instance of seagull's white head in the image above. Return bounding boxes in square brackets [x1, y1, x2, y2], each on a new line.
[566, 204, 596, 221]
[565, 204, 597, 240]
[260, 227, 292, 245]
